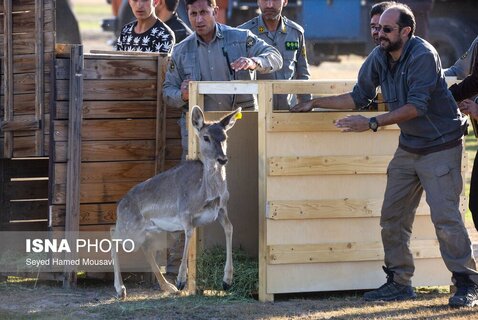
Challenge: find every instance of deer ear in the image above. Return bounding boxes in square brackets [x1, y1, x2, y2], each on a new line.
[221, 107, 242, 131]
[191, 106, 205, 135]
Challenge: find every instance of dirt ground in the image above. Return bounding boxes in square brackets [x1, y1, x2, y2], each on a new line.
[1, 277, 478, 320]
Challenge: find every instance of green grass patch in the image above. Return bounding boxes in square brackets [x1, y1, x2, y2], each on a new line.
[465, 134, 477, 223]
[196, 246, 258, 299]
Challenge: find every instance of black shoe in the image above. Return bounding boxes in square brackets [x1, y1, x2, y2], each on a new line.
[363, 266, 417, 301]
[449, 273, 478, 307]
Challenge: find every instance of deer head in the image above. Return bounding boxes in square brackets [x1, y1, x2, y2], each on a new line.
[191, 106, 242, 166]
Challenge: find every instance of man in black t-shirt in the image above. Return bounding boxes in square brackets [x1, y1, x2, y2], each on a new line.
[116, 0, 175, 53]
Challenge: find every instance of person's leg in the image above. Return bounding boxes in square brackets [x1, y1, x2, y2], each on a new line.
[417, 145, 476, 274]
[381, 147, 422, 286]
[364, 148, 420, 301]
[416, 145, 478, 307]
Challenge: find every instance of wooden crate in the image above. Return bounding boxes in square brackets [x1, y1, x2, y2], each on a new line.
[189, 80, 467, 302]
[50, 50, 180, 231]
[0, 0, 54, 158]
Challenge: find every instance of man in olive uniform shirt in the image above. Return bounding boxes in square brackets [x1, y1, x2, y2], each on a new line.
[238, 0, 311, 110]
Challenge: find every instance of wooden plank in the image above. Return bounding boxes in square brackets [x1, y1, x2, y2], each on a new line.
[0, 0, 53, 13]
[9, 201, 48, 221]
[258, 82, 274, 302]
[1, 221, 48, 231]
[0, 9, 54, 33]
[53, 181, 138, 204]
[3, 0, 13, 158]
[35, 0, 45, 156]
[0, 72, 52, 95]
[12, 135, 49, 157]
[54, 161, 155, 184]
[7, 93, 51, 115]
[64, 45, 83, 287]
[55, 57, 158, 80]
[0, 32, 54, 55]
[50, 203, 117, 226]
[272, 80, 356, 95]
[1, 119, 40, 131]
[5, 180, 48, 199]
[55, 79, 157, 101]
[268, 112, 399, 132]
[0, 53, 53, 74]
[53, 119, 157, 142]
[155, 56, 166, 173]
[267, 240, 442, 265]
[55, 100, 157, 119]
[266, 260, 450, 293]
[267, 198, 433, 220]
[268, 155, 392, 176]
[54, 140, 156, 162]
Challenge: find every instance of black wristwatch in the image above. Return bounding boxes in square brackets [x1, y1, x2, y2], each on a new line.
[369, 117, 379, 132]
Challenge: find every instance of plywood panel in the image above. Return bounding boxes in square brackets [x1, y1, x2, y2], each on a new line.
[268, 240, 441, 264]
[268, 155, 392, 176]
[267, 197, 432, 220]
[268, 111, 399, 132]
[267, 175, 388, 200]
[266, 215, 437, 245]
[265, 259, 450, 293]
[266, 131, 399, 157]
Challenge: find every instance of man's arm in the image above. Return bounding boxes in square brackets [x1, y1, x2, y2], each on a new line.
[163, 57, 187, 109]
[290, 93, 356, 112]
[444, 35, 478, 79]
[246, 32, 283, 73]
[296, 33, 312, 103]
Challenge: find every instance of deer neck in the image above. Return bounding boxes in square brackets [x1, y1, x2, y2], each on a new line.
[201, 159, 227, 201]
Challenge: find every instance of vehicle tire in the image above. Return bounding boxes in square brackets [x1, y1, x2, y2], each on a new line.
[428, 17, 474, 68]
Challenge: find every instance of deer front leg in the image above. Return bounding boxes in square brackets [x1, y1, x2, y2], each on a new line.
[218, 208, 233, 290]
[176, 227, 193, 290]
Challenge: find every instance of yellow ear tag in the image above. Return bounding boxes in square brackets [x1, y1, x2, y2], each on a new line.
[235, 112, 243, 120]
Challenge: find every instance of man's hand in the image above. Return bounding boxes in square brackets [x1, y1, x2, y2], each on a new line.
[230, 57, 258, 71]
[180, 79, 191, 101]
[335, 115, 370, 132]
[459, 99, 478, 120]
[290, 100, 315, 112]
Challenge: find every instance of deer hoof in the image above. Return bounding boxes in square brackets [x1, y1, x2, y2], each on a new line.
[176, 281, 186, 291]
[223, 281, 232, 291]
[117, 286, 127, 300]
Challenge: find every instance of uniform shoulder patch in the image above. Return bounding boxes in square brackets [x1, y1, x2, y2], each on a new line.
[246, 36, 256, 49]
[285, 41, 299, 51]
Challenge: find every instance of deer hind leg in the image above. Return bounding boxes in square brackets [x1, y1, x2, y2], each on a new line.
[176, 227, 193, 290]
[110, 226, 126, 299]
[218, 208, 233, 290]
[142, 244, 178, 293]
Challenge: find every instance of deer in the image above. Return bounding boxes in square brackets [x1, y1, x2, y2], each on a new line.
[110, 106, 241, 299]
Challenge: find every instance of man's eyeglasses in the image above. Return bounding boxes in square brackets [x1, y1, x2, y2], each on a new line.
[370, 25, 400, 33]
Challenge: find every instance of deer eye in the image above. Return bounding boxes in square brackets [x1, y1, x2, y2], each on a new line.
[203, 136, 210, 143]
